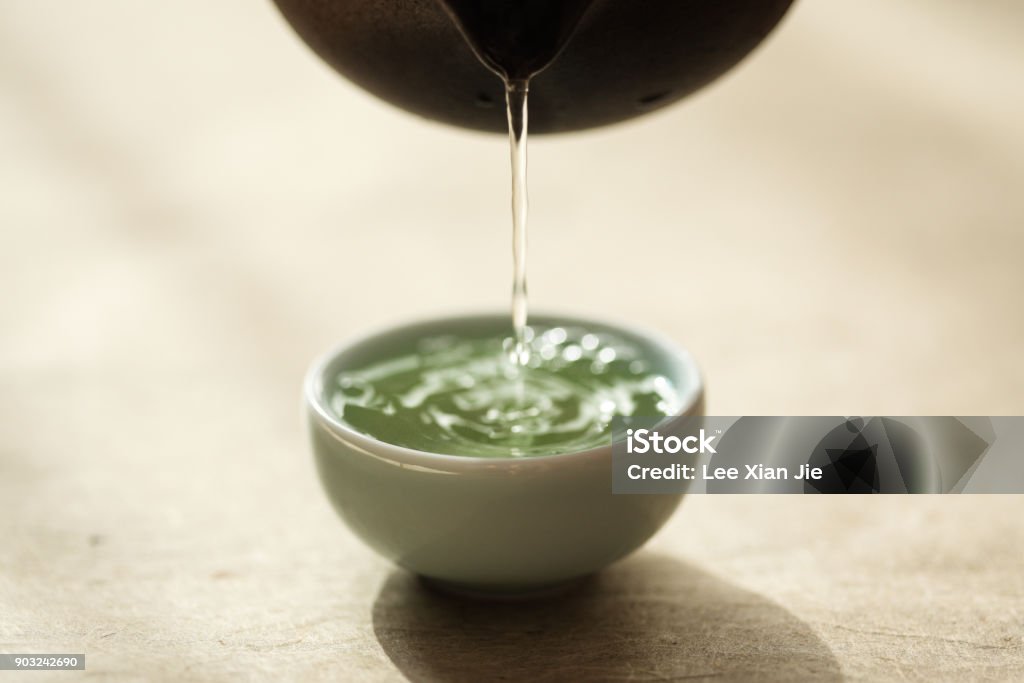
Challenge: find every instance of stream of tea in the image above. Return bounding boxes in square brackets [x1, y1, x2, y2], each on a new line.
[327, 1, 686, 456]
[439, 0, 595, 367]
[506, 79, 530, 366]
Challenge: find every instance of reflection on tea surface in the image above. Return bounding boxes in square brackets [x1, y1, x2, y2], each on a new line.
[329, 325, 683, 457]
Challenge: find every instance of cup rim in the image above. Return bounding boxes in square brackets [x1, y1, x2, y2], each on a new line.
[304, 310, 704, 472]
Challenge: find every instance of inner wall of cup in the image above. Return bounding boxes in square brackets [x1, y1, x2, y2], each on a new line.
[314, 314, 699, 420]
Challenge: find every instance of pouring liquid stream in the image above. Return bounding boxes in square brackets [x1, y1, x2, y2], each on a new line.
[438, 0, 595, 371]
[329, 1, 687, 457]
[506, 78, 530, 369]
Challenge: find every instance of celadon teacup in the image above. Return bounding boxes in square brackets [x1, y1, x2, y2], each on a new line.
[304, 313, 704, 596]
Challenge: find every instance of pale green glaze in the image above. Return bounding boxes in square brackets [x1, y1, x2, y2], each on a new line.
[304, 313, 704, 594]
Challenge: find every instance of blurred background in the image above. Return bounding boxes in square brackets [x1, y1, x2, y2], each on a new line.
[2, 1, 1022, 680]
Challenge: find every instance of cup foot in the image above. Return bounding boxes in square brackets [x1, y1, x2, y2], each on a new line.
[418, 574, 592, 601]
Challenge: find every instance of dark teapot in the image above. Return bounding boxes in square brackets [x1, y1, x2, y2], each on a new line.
[272, 0, 794, 134]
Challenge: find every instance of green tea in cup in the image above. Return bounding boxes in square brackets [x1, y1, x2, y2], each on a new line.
[326, 321, 684, 457]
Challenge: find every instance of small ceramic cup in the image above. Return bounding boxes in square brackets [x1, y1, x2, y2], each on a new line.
[304, 313, 704, 596]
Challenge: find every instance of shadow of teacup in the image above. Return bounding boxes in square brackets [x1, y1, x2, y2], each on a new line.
[372, 552, 841, 682]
